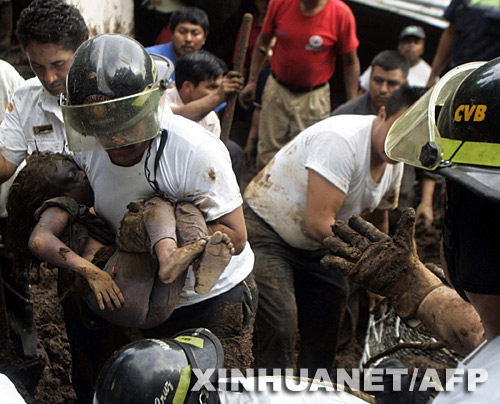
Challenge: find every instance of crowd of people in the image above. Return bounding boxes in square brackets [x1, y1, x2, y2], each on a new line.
[1, 0, 500, 403]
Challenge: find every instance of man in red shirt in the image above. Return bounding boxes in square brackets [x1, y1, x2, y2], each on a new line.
[239, 0, 360, 169]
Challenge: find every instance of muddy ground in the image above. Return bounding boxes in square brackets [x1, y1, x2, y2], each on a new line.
[0, 179, 448, 403]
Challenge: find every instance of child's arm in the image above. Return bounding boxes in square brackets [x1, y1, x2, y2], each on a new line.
[29, 206, 124, 311]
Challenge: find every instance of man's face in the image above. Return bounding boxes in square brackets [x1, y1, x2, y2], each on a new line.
[171, 22, 206, 58]
[369, 66, 406, 113]
[398, 37, 425, 66]
[26, 41, 74, 97]
[188, 75, 223, 103]
[105, 120, 152, 167]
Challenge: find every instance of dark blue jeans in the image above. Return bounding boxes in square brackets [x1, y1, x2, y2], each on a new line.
[245, 205, 348, 377]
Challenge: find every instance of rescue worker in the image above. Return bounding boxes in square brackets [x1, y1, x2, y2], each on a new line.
[60, 34, 256, 399]
[322, 56, 500, 401]
[0, 0, 88, 361]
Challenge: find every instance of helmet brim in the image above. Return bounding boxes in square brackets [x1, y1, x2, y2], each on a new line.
[438, 164, 500, 203]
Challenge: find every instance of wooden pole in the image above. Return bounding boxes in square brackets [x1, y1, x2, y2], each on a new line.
[220, 12, 253, 144]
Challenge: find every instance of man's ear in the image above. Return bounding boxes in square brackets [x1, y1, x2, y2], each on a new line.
[181, 81, 195, 93]
[377, 105, 387, 121]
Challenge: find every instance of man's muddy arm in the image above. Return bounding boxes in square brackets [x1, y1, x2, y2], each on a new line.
[417, 285, 484, 356]
[321, 209, 484, 356]
[207, 205, 247, 254]
[303, 168, 345, 243]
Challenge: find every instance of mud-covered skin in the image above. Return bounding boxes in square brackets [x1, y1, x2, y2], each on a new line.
[194, 231, 234, 294]
[322, 208, 443, 318]
[175, 202, 235, 294]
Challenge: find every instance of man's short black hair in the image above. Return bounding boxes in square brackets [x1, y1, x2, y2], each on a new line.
[169, 6, 209, 37]
[16, 0, 89, 52]
[370, 50, 410, 79]
[175, 50, 226, 89]
[385, 85, 426, 119]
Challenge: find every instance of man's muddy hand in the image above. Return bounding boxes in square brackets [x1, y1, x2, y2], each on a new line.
[321, 208, 443, 318]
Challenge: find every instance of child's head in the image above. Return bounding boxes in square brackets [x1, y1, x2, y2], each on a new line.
[12, 151, 93, 208]
[6, 151, 94, 279]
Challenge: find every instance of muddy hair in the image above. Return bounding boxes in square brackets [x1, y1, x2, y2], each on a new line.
[6, 152, 78, 280]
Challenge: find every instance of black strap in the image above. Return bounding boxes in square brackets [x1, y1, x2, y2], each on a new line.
[144, 129, 177, 204]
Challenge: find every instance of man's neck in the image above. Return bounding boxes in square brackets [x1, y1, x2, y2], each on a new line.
[369, 131, 388, 184]
[300, 0, 328, 15]
[409, 58, 420, 68]
[369, 97, 380, 116]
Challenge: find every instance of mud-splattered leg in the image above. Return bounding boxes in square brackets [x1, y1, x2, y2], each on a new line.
[143, 197, 206, 284]
[175, 202, 234, 294]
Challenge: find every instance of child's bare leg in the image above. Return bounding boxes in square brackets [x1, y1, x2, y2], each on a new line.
[143, 197, 206, 284]
[175, 202, 235, 294]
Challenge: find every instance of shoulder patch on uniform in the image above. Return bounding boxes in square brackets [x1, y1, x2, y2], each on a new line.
[7, 101, 13, 113]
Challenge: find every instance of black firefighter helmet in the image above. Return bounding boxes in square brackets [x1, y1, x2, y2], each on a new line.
[385, 56, 500, 299]
[61, 34, 173, 152]
[93, 328, 224, 404]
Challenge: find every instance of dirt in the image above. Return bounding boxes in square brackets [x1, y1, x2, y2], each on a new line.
[0, 179, 448, 403]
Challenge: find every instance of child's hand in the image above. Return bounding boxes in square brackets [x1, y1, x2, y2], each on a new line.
[86, 268, 125, 310]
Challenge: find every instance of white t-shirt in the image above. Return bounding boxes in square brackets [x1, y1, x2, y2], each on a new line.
[0, 374, 26, 404]
[73, 114, 254, 307]
[359, 59, 431, 91]
[166, 86, 221, 138]
[244, 115, 403, 251]
[0, 60, 24, 123]
[433, 335, 500, 403]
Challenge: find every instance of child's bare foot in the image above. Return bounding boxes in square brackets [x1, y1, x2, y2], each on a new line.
[194, 231, 235, 294]
[158, 238, 206, 284]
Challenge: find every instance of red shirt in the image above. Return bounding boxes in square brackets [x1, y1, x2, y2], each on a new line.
[263, 0, 359, 87]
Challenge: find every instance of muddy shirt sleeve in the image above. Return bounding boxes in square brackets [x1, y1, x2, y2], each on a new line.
[34, 196, 115, 246]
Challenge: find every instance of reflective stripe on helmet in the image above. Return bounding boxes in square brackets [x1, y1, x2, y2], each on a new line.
[442, 138, 500, 167]
[173, 365, 192, 404]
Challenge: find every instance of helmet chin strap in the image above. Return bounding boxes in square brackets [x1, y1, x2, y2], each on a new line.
[144, 128, 177, 204]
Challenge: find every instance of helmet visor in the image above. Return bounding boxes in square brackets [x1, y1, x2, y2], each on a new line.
[384, 62, 485, 170]
[62, 85, 166, 152]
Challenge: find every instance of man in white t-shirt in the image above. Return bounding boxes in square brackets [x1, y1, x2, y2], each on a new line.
[359, 25, 431, 92]
[244, 86, 424, 377]
[62, 34, 257, 376]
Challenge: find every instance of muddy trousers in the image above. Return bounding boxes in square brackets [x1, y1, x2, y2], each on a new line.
[244, 205, 348, 378]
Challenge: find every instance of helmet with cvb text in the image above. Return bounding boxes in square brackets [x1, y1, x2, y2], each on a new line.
[385, 56, 500, 300]
[93, 328, 223, 404]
